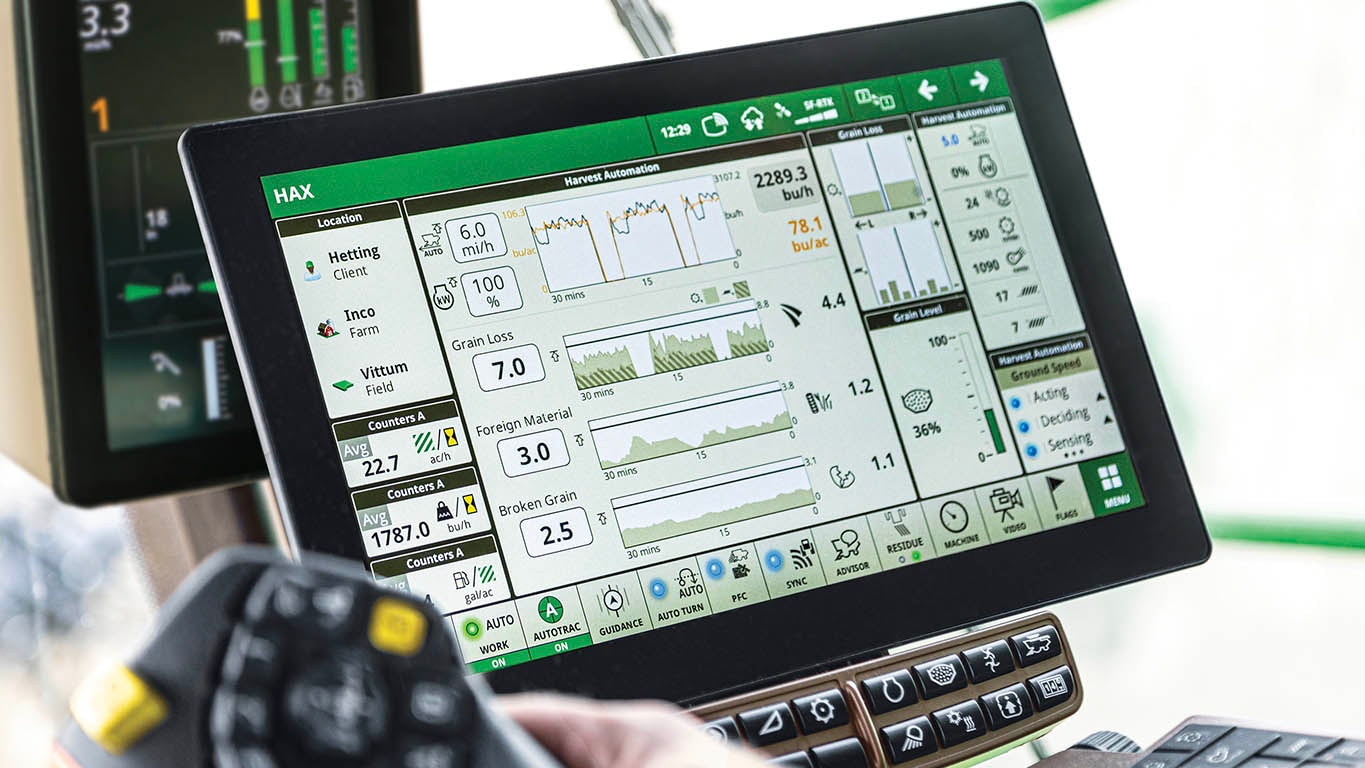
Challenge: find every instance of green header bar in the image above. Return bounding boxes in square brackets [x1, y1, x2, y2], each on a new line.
[261, 60, 1008, 218]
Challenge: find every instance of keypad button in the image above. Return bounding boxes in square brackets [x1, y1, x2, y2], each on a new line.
[1319, 741, 1365, 763]
[68, 663, 170, 756]
[369, 597, 430, 658]
[220, 627, 285, 686]
[882, 716, 938, 764]
[812, 738, 871, 768]
[1261, 735, 1338, 760]
[912, 655, 969, 699]
[793, 689, 850, 734]
[861, 670, 917, 714]
[1137, 752, 1192, 768]
[1009, 626, 1062, 666]
[701, 717, 741, 745]
[1025, 666, 1075, 711]
[962, 640, 1015, 684]
[738, 703, 799, 747]
[210, 689, 274, 744]
[284, 651, 389, 758]
[1187, 729, 1280, 768]
[931, 700, 989, 747]
[980, 683, 1034, 730]
[770, 752, 815, 767]
[401, 677, 468, 733]
[1159, 725, 1235, 753]
[398, 742, 463, 768]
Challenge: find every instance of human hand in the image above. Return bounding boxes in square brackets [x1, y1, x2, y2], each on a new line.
[500, 693, 770, 768]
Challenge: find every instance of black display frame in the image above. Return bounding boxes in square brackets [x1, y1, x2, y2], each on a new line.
[11, 0, 422, 505]
[183, 3, 1209, 705]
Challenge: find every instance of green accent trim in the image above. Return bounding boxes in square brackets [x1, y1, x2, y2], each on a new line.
[1037, 0, 1111, 20]
[528, 632, 593, 660]
[246, 20, 266, 89]
[467, 649, 532, 673]
[1207, 515, 1365, 551]
[277, 0, 298, 84]
[951, 726, 1057, 768]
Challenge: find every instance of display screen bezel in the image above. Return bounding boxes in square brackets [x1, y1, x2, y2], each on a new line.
[12, 0, 421, 505]
[183, 3, 1208, 704]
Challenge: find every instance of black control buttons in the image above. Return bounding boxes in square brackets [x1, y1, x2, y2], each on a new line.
[980, 684, 1034, 730]
[738, 703, 799, 747]
[1261, 735, 1337, 761]
[1159, 725, 1235, 753]
[793, 689, 850, 734]
[962, 640, 1015, 684]
[861, 670, 917, 715]
[1136, 752, 1192, 768]
[1009, 626, 1062, 667]
[1187, 730, 1280, 768]
[811, 738, 871, 768]
[701, 716, 742, 746]
[882, 715, 938, 764]
[931, 700, 989, 747]
[1025, 666, 1075, 711]
[912, 655, 969, 699]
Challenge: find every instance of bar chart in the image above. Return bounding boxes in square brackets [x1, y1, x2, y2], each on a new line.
[830, 135, 924, 217]
[859, 221, 956, 306]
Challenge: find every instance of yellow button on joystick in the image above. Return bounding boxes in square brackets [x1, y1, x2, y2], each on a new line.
[69, 664, 169, 755]
[369, 597, 428, 657]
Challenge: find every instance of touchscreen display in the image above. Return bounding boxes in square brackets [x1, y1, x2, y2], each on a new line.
[264, 61, 1145, 673]
[77, 0, 377, 450]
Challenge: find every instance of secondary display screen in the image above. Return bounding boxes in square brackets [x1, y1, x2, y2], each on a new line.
[264, 61, 1146, 673]
[77, 0, 377, 450]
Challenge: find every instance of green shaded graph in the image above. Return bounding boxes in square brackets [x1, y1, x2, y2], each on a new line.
[620, 488, 815, 547]
[565, 300, 770, 391]
[589, 383, 794, 469]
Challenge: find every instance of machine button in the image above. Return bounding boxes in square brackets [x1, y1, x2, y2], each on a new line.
[701, 717, 742, 745]
[210, 689, 274, 743]
[912, 655, 969, 699]
[397, 742, 463, 768]
[1320, 741, 1365, 763]
[1009, 626, 1062, 666]
[793, 689, 850, 733]
[369, 597, 429, 657]
[738, 703, 799, 747]
[220, 627, 285, 686]
[1137, 752, 1192, 768]
[69, 664, 170, 755]
[1261, 735, 1338, 760]
[770, 752, 815, 767]
[962, 640, 1015, 684]
[931, 700, 988, 747]
[980, 683, 1034, 730]
[1158, 725, 1235, 753]
[1025, 666, 1075, 711]
[861, 670, 917, 714]
[1187, 730, 1280, 768]
[812, 738, 871, 768]
[882, 716, 938, 764]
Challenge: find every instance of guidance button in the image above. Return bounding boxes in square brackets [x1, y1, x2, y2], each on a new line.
[793, 690, 849, 733]
[931, 701, 988, 747]
[1026, 666, 1075, 711]
[739, 703, 798, 747]
[912, 655, 969, 699]
[980, 684, 1034, 730]
[1009, 626, 1062, 666]
[962, 640, 1015, 684]
[861, 670, 917, 715]
[882, 716, 938, 764]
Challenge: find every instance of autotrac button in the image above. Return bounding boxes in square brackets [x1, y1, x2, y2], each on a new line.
[793, 689, 850, 733]
[1158, 725, 1234, 753]
[1025, 666, 1075, 711]
[882, 715, 938, 764]
[980, 683, 1034, 730]
[962, 640, 1015, 684]
[738, 703, 799, 747]
[701, 717, 742, 746]
[912, 655, 969, 699]
[771, 752, 815, 767]
[931, 700, 988, 747]
[812, 737, 871, 768]
[1187, 730, 1280, 768]
[861, 669, 917, 714]
[1009, 626, 1062, 666]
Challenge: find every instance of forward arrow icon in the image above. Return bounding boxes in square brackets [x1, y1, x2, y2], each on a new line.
[970, 70, 990, 93]
[918, 79, 939, 101]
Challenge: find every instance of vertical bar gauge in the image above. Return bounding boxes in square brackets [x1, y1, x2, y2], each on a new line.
[245, 0, 269, 112]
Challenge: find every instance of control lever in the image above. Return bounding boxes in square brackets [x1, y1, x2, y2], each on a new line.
[53, 546, 561, 768]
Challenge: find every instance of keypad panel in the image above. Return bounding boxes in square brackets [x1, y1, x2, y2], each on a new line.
[1142, 720, 1365, 768]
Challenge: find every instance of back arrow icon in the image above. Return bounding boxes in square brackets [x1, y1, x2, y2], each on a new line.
[918, 79, 939, 101]
[970, 70, 990, 93]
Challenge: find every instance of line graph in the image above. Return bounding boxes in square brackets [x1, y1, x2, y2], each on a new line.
[613, 458, 814, 547]
[527, 177, 736, 292]
[589, 382, 793, 469]
[564, 301, 769, 390]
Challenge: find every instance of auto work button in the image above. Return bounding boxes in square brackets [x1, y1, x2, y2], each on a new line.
[1009, 625, 1062, 666]
[912, 655, 969, 699]
[861, 669, 917, 715]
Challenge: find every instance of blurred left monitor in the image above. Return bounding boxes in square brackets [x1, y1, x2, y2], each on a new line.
[0, 0, 421, 505]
